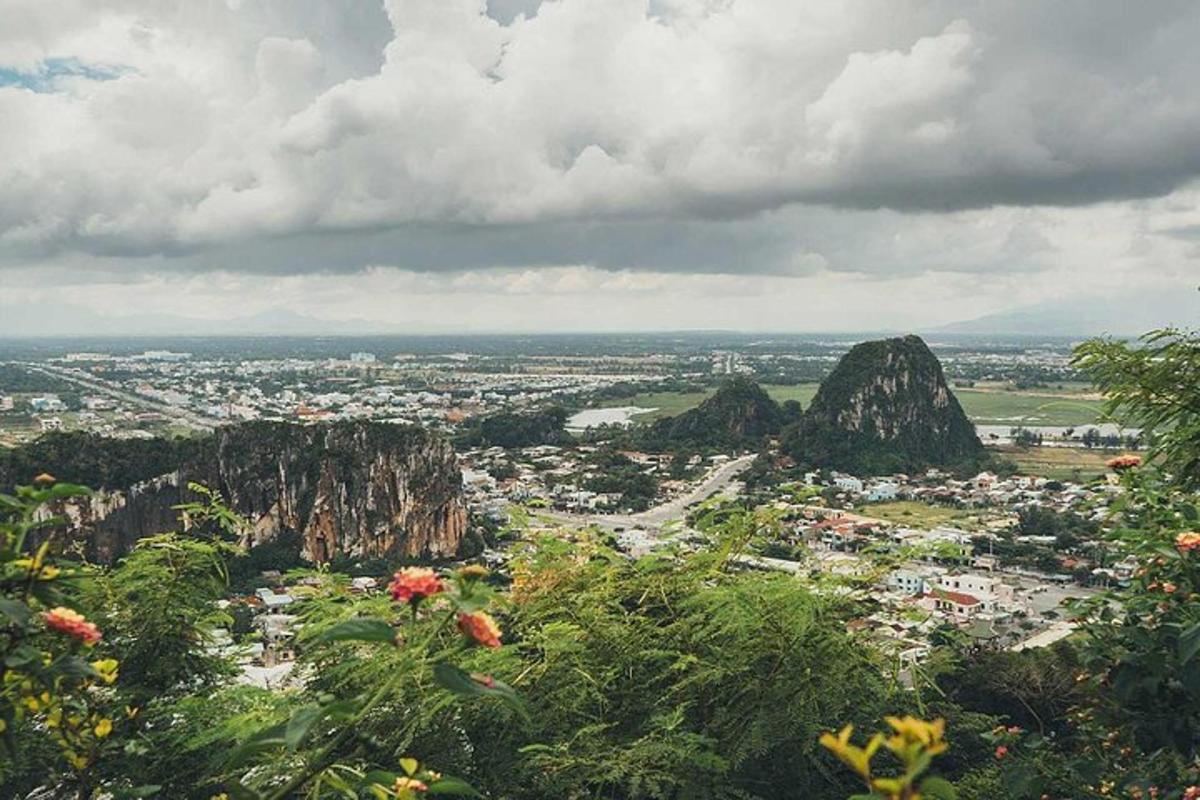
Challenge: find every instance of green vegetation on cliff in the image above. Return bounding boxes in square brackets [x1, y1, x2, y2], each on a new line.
[784, 335, 985, 475]
[457, 406, 572, 449]
[638, 376, 789, 451]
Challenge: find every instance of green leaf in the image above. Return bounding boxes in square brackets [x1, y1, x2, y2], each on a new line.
[49, 655, 100, 681]
[48, 483, 91, 499]
[0, 598, 30, 626]
[919, 776, 958, 800]
[112, 787, 162, 799]
[432, 662, 527, 720]
[364, 770, 399, 788]
[314, 618, 396, 644]
[427, 776, 484, 797]
[285, 706, 322, 751]
[1179, 621, 1200, 665]
[221, 722, 288, 768]
[4, 644, 41, 669]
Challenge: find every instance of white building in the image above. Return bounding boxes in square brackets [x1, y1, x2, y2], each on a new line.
[887, 569, 929, 595]
[29, 395, 66, 412]
[834, 475, 864, 493]
[867, 482, 899, 502]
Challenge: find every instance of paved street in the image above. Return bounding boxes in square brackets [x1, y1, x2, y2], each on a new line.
[535, 454, 756, 532]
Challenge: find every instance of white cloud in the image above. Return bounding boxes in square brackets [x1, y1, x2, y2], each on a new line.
[0, 0, 1198, 332]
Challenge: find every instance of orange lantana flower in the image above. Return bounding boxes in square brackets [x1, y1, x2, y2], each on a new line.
[43, 607, 101, 645]
[457, 611, 502, 649]
[1177, 532, 1200, 553]
[388, 568, 444, 606]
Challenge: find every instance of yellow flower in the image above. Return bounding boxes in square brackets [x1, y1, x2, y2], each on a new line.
[70, 753, 90, 770]
[91, 659, 119, 685]
[457, 564, 490, 581]
[884, 715, 948, 755]
[94, 718, 113, 738]
[819, 724, 883, 780]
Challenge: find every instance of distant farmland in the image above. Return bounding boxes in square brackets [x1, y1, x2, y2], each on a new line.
[600, 383, 1106, 427]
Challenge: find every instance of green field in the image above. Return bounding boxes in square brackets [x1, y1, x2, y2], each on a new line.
[994, 444, 1123, 481]
[953, 389, 1105, 426]
[858, 500, 982, 529]
[601, 383, 1105, 427]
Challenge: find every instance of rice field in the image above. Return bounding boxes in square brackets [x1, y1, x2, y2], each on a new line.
[600, 383, 1106, 427]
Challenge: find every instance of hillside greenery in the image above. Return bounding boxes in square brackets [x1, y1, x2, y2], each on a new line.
[635, 377, 791, 452]
[457, 406, 572, 449]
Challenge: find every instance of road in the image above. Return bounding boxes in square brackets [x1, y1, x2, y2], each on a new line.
[23, 363, 219, 431]
[536, 454, 756, 532]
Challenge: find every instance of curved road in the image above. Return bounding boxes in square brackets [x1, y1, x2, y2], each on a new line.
[536, 454, 755, 531]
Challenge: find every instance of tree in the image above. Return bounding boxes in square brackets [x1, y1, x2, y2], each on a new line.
[1074, 328, 1200, 486]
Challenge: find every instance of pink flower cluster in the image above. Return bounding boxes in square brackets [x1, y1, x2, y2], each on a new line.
[388, 568, 445, 606]
[43, 607, 101, 645]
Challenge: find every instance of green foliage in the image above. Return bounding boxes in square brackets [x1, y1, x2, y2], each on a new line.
[0, 431, 200, 491]
[455, 533, 890, 800]
[457, 406, 572, 449]
[640, 377, 785, 451]
[1074, 328, 1200, 487]
[82, 534, 235, 698]
[0, 480, 142, 797]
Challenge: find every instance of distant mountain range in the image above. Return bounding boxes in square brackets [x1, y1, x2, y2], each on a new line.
[935, 286, 1199, 337]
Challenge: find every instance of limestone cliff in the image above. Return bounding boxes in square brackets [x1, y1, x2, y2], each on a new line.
[783, 335, 984, 474]
[13, 422, 466, 564]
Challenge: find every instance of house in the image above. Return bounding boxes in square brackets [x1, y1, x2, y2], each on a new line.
[971, 472, 998, 491]
[254, 587, 295, 610]
[929, 588, 995, 616]
[834, 475, 864, 494]
[866, 482, 899, 502]
[887, 569, 929, 595]
[30, 395, 67, 412]
[931, 572, 1014, 605]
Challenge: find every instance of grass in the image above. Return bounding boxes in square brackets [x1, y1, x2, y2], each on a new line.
[600, 383, 1105, 427]
[993, 444, 1124, 481]
[954, 389, 1106, 426]
[857, 500, 980, 529]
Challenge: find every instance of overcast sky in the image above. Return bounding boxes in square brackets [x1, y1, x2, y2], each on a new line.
[1, 0, 1199, 334]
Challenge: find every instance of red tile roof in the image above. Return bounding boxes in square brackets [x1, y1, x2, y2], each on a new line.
[929, 589, 981, 606]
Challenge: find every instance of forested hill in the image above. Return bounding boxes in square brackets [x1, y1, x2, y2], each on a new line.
[455, 406, 572, 449]
[783, 334, 985, 474]
[639, 376, 788, 450]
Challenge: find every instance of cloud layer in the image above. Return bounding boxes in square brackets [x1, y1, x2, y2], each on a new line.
[1, 0, 1198, 331]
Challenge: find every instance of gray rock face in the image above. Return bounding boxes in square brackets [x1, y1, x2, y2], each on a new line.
[784, 335, 983, 474]
[41, 421, 467, 564]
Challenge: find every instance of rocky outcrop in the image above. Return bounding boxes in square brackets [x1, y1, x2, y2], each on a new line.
[29, 421, 466, 564]
[783, 335, 983, 474]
